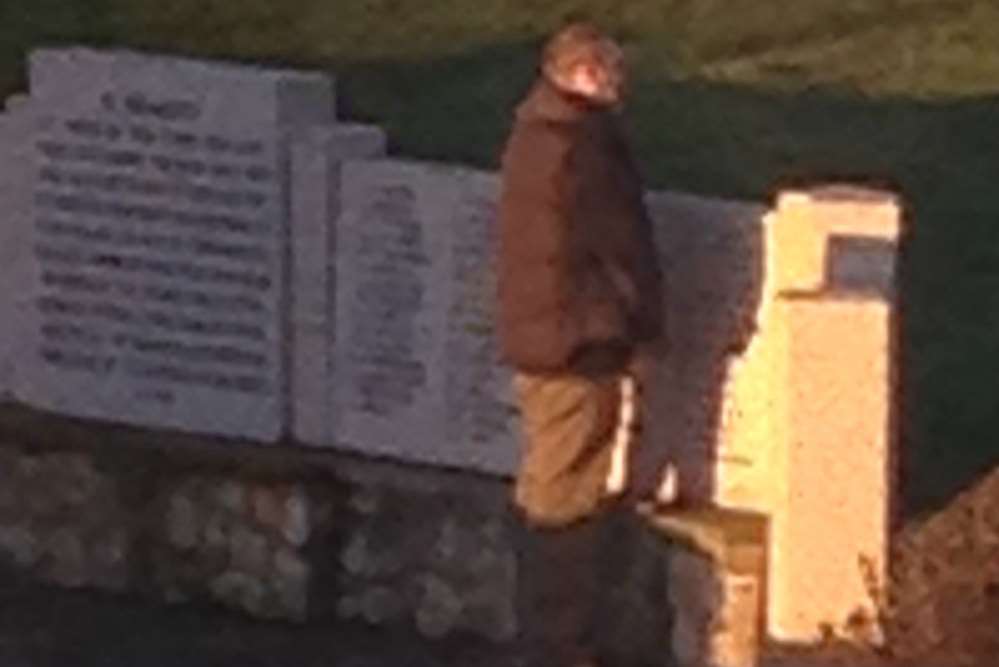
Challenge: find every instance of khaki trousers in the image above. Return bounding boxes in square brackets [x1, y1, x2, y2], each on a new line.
[513, 370, 638, 527]
[510, 369, 650, 667]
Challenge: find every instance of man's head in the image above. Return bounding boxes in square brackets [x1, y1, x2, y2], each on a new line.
[542, 22, 626, 107]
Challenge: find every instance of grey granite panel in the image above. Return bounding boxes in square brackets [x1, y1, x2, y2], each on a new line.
[331, 160, 518, 475]
[289, 124, 387, 446]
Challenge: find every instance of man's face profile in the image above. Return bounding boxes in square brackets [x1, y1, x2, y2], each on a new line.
[543, 23, 627, 109]
[564, 59, 625, 108]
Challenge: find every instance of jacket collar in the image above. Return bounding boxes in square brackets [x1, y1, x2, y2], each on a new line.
[515, 77, 597, 124]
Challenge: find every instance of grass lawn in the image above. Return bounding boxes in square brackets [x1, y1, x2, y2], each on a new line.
[3, 0, 999, 517]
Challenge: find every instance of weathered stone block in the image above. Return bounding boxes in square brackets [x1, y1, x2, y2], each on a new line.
[773, 296, 893, 643]
[0, 107, 36, 403]
[643, 504, 767, 667]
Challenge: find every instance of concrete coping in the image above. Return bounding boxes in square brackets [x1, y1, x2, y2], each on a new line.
[638, 503, 768, 576]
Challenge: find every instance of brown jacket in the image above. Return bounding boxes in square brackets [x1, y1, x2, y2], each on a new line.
[496, 79, 664, 374]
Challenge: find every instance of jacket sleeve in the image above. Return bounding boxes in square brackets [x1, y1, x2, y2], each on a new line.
[495, 119, 581, 371]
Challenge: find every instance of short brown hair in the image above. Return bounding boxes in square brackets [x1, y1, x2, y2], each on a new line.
[541, 22, 624, 84]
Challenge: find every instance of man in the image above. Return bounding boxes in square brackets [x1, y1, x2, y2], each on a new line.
[496, 22, 666, 667]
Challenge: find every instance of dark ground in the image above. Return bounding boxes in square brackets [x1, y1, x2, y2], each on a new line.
[0, 569, 990, 667]
[0, 571, 509, 667]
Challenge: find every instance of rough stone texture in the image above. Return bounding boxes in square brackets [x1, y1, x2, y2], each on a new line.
[645, 506, 767, 667]
[151, 476, 329, 620]
[333, 482, 675, 661]
[884, 467, 999, 663]
[0, 445, 132, 591]
[0, 426, 552, 647]
[0, 427, 345, 623]
[333, 477, 518, 643]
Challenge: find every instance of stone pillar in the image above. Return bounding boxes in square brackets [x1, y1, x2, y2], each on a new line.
[289, 124, 386, 445]
[766, 186, 901, 643]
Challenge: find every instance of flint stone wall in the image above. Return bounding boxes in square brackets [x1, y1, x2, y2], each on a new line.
[0, 410, 676, 652]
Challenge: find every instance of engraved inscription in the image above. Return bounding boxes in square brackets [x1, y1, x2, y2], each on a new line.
[30, 106, 281, 405]
[444, 191, 516, 446]
[343, 184, 430, 417]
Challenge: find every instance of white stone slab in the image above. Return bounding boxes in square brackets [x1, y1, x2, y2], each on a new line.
[330, 160, 517, 475]
[29, 48, 334, 131]
[10, 55, 323, 440]
[439, 168, 518, 474]
[0, 106, 38, 402]
[289, 124, 387, 446]
[773, 297, 893, 643]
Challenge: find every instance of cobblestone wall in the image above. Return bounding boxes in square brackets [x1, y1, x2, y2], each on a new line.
[0, 426, 680, 658]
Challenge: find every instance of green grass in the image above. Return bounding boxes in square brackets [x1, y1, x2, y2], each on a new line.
[3, 0, 999, 517]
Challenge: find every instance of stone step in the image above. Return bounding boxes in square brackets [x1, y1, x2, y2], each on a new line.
[640, 502, 768, 667]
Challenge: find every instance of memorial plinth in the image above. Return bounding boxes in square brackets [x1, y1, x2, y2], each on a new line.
[641, 504, 767, 667]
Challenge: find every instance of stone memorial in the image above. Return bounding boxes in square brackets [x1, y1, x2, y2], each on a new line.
[10, 48, 335, 440]
[0, 103, 42, 402]
[651, 187, 900, 646]
[0, 46, 908, 660]
[766, 188, 900, 643]
[642, 187, 900, 646]
[330, 160, 518, 474]
[641, 192, 768, 503]
[289, 123, 388, 446]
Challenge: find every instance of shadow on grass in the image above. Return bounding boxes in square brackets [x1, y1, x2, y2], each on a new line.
[331, 40, 999, 520]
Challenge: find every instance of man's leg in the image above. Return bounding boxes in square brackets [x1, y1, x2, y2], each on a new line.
[512, 372, 622, 667]
[513, 510, 603, 667]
